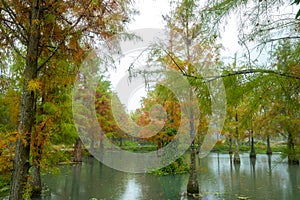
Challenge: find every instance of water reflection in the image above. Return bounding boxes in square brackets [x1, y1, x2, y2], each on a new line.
[120, 178, 141, 200]
[40, 153, 300, 200]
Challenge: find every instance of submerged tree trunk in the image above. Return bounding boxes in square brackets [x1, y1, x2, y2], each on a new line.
[73, 137, 83, 162]
[249, 130, 256, 158]
[9, 1, 41, 199]
[266, 134, 272, 155]
[229, 137, 233, 154]
[233, 111, 240, 164]
[119, 137, 123, 147]
[99, 131, 104, 153]
[187, 141, 199, 196]
[30, 132, 44, 198]
[30, 164, 41, 198]
[287, 133, 299, 165]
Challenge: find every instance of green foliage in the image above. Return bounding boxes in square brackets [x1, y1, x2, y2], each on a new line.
[149, 156, 189, 176]
[292, 0, 300, 19]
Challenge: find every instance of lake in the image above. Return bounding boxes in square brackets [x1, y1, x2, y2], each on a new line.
[35, 153, 300, 200]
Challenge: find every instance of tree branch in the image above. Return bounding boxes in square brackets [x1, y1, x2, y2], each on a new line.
[36, 41, 63, 72]
[165, 48, 300, 81]
[0, 26, 26, 59]
[1, 0, 29, 43]
[162, 48, 187, 75]
[197, 69, 300, 82]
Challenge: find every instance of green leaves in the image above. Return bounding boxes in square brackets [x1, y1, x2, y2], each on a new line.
[292, 0, 300, 19]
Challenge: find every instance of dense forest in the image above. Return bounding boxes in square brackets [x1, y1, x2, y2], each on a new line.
[0, 0, 299, 199]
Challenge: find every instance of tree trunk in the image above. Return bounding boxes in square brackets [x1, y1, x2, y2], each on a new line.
[30, 132, 43, 198]
[233, 111, 240, 164]
[287, 133, 299, 165]
[99, 138, 104, 152]
[73, 137, 83, 162]
[266, 134, 272, 155]
[119, 137, 123, 147]
[229, 137, 233, 154]
[99, 131, 104, 153]
[187, 86, 199, 196]
[249, 131, 256, 158]
[30, 164, 41, 198]
[89, 138, 94, 157]
[187, 141, 199, 196]
[9, 1, 41, 199]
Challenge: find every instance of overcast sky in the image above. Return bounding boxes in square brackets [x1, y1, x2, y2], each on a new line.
[110, 0, 240, 112]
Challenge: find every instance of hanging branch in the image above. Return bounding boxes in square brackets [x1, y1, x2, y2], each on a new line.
[164, 49, 300, 81]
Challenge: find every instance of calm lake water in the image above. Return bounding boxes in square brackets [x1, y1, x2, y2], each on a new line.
[36, 153, 300, 200]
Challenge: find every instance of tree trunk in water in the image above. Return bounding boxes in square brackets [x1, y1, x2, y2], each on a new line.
[157, 140, 162, 157]
[73, 137, 83, 162]
[9, 1, 41, 199]
[99, 139, 104, 152]
[9, 139, 31, 200]
[30, 164, 41, 198]
[187, 141, 199, 196]
[119, 137, 123, 147]
[266, 134, 272, 155]
[229, 137, 233, 154]
[99, 131, 104, 153]
[30, 133, 43, 198]
[233, 111, 240, 164]
[287, 133, 299, 165]
[249, 131, 256, 158]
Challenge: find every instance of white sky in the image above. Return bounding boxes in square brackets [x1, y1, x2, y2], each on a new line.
[110, 0, 240, 112]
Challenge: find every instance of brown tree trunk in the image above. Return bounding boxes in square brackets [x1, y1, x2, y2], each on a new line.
[73, 137, 83, 162]
[9, 1, 41, 199]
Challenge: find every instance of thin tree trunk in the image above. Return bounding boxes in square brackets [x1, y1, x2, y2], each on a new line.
[89, 138, 94, 157]
[266, 134, 272, 155]
[229, 137, 233, 154]
[186, 93, 199, 195]
[9, 1, 41, 199]
[30, 102, 47, 198]
[73, 137, 83, 162]
[30, 132, 43, 198]
[233, 111, 240, 164]
[187, 141, 199, 195]
[99, 131, 104, 153]
[287, 133, 299, 165]
[249, 130, 256, 158]
[119, 137, 123, 147]
[30, 164, 41, 198]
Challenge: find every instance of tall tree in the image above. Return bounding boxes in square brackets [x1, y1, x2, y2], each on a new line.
[144, 0, 221, 196]
[0, 0, 133, 199]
